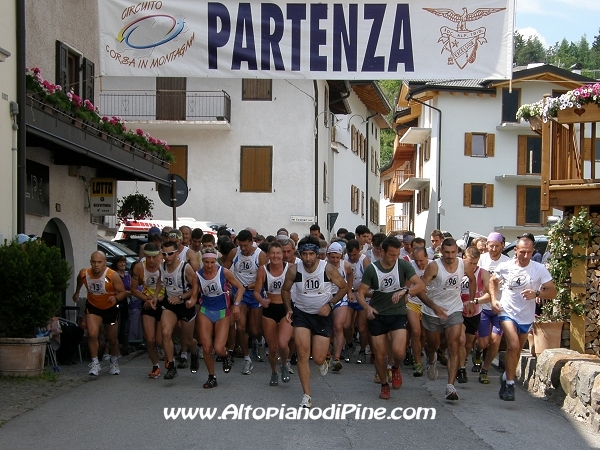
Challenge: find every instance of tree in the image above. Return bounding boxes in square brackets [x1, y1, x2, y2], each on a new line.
[514, 35, 547, 66]
[377, 80, 401, 170]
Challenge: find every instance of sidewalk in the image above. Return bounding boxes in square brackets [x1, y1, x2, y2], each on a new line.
[0, 349, 144, 426]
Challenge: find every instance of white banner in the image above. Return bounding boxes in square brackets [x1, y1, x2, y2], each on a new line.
[98, 0, 514, 79]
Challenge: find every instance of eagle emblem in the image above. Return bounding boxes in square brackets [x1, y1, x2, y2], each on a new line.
[424, 7, 505, 69]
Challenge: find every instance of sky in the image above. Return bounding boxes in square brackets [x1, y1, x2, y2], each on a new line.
[515, 0, 599, 48]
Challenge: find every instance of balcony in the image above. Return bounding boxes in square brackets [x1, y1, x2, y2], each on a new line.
[388, 169, 415, 203]
[387, 215, 410, 233]
[540, 105, 600, 210]
[25, 95, 170, 185]
[99, 90, 232, 130]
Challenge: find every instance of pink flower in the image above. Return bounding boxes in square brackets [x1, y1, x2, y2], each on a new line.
[136, 128, 144, 136]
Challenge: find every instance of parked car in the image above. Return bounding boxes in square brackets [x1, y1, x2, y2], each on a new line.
[502, 235, 548, 258]
[114, 235, 148, 256]
[461, 231, 487, 248]
[97, 238, 139, 271]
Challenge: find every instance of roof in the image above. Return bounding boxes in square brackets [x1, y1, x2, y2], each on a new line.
[327, 80, 352, 114]
[350, 81, 392, 115]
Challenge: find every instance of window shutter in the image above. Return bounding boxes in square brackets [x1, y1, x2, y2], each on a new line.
[517, 136, 527, 174]
[463, 183, 471, 206]
[168, 145, 188, 181]
[240, 147, 272, 192]
[464, 133, 472, 156]
[516, 186, 526, 225]
[55, 41, 68, 87]
[485, 184, 494, 207]
[82, 58, 95, 102]
[487, 133, 495, 157]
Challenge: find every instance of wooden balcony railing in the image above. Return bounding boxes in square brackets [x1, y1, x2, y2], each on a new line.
[387, 215, 409, 233]
[388, 169, 414, 195]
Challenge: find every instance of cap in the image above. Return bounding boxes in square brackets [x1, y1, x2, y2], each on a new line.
[327, 242, 344, 254]
[456, 239, 467, 251]
[148, 227, 161, 236]
[16, 233, 37, 245]
[403, 234, 415, 244]
[520, 233, 536, 243]
[487, 232, 504, 243]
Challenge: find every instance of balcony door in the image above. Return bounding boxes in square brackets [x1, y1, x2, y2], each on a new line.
[156, 77, 186, 120]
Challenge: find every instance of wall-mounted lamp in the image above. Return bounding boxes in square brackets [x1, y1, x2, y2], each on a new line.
[0, 46, 11, 62]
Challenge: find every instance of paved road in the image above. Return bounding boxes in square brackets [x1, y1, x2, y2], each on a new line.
[1, 352, 597, 449]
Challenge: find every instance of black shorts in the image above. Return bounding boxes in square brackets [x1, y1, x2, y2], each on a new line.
[262, 303, 288, 324]
[368, 313, 408, 337]
[292, 306, 333, 338]
[161, 301, 196, 322]
[85, 301, 118, 325]
[463, 313, 481, 336]
[141, 304, 163, 321]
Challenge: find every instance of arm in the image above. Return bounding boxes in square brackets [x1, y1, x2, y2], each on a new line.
[71, 269, 86, 304]
[253, 265, 269, 307]
[416, 262, 448, 320]
[110, 272, 127, 305]
[344, 261, 354, 302]
[320, 263, 348, 316]
[489, 273, 502, 314]
[183, 264, 199, 309]
[222, 248, 236, 269]
[356, 282, 378, 319]
[281, 264, 297, 323]
[187, 249, 200, 272]
[223, 268, 244, 321]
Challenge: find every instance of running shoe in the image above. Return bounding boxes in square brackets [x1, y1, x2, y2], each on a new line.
[404, 348, 413, 366]
[332, 359, 343, 373]
[318, 359, 329, 376]
[233, 346, 243, 358]
[379, 383, 391, 400]
[479, 370, 490, 384]
[457, 367, 468, 384]
[472, 349, 482, 372]
[281, 364, 290, 383]
[300, 394, 312, 408]
[374, 372, 381, 383]
[391, 366, 402, 389]
[502, 383, 515, 401]
[148, 366, 161, 379]
[437, 349, 448, 366]
[256, 339, 266, 362]
[223, 354, 233, 373]
[286, 361, 294, 375]
[356, 351, 366, 364]
[203, 376, 218, 389]
[109, 360, 120, 375]
[499, 375, 507, 399]
[445, 384, 459, 400]
[413, 363, 424, 377]
[102, 354, 110, 361]
[291, 352, 298, 365]
[426, 356, 438, 381]
[387, 368, 393, 383]
[177, 357, 188, 369]
[164, 362, 178, 380]
[198, 346, 204, 360]
[190, 351, 200, 373]
[269, 372, 279, 386]
[88, 361, 100, 376]
[242, 359, 253, 375]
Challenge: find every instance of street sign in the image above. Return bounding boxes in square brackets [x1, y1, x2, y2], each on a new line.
[158, 175, 188, 207]
[90, 178, 116, 215]
[290, 215, 315, 223]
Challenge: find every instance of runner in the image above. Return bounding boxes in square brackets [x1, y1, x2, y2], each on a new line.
[418, 238, 475, 401]
[281, 236, 348, 408]
[196, 247, 243, 388]
[474, 232, 510, 384]
[254, 241, 295, 386]
[224, 229, 268, 374]
[356, 236, 425, 400]
[130, 243, 165, 378]
[154, 240, 199, 380]
[326, 242, 353, 373]
[427, 229, 444, 260]
[491, 237, 556, 401]
[344, 239, 371, 364]
[72, 252, 127, 376]
[406, 246, 429, 377]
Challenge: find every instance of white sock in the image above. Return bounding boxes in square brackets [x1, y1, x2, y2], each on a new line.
[502, 372, 507, 381]
[92, 357, 99, 364]
[506, 380, 515, 386]
[110, 356, 117, 363]
[245, 356, 252, 362]
[180, 352, 187, 360]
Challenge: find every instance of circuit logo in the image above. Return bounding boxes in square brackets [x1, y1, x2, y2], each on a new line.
[117, 14, 185, 49]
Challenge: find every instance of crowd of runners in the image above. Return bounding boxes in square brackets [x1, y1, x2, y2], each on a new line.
[73, 223, 555, 408]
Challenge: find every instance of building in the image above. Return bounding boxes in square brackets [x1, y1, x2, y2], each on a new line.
[382, 64, 595, 242]
[102, 77, 390, 238]
[0, 0, 17, 243]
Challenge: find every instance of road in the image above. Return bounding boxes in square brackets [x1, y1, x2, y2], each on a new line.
[1, 351, 597, 449]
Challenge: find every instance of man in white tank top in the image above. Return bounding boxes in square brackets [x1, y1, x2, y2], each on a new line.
[418, 238, 475, 401]
[281, 236, 348, 409]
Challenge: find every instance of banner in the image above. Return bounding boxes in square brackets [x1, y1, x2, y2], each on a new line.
[98, 0, 514, 80]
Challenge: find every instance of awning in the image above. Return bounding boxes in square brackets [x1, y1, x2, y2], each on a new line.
[399, 127, 431, 145]
[399, 177, 430, 190]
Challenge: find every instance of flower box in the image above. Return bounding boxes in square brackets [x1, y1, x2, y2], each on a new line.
[557, 104, 600, 124]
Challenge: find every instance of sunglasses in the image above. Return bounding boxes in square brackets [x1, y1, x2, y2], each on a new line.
[161, 251, 177, 257]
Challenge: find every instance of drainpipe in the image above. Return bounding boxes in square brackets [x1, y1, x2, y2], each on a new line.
[313, 81, 319, 224]
[11, 104, 18, 235]
[406, 96, 442, 230]
[16, 0, 26, 233]
[364, 112, 377, 228]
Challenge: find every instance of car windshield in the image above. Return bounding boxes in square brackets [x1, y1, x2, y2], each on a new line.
[100, 240, 138, 256]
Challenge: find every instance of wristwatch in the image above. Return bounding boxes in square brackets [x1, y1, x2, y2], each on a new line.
[535, 290, 540, 297]
[328, 301, 335, 310]
[233, 302, 241, 306]
[474, 298, 479, 305]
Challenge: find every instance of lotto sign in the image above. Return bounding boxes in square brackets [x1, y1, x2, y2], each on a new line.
[98, 0, 513, 80]
[90, 178, 116, 215]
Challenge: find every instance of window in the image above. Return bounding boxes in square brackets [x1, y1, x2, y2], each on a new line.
[517, 136, 542, 174]
[370, 197, 379, 225]
[465, 133, 495, 157]
[583, 138, 600, 161]
[517, 186, 543, 225]
[371, 147, 376, 172]
[56, 40, 94, 101]
[156, 77, 186, 120]
[323, 163, 328, 203]
[351, 185, 360, 214]
[360, 135, 366, 161]
[502, 87, 520, 123]
[423, 136, 431, 162]
[168, 146, 188, 182]
[242, 79, 272, 101]
[463, 183, 494, 207]
[416, 186, 430, 214]
[240, 146, 272, 192]
[361, 191, 365, 218]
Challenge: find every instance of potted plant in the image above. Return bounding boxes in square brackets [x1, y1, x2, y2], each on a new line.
[0, 239, 71, 376]
[117, 193, 154, 223]
[535, 208, 598, 353]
